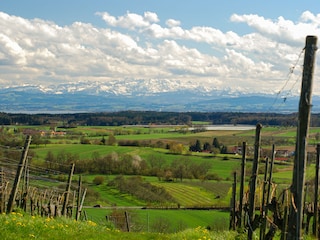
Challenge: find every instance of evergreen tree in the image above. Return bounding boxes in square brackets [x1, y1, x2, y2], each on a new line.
[212, 137, 220, 148]
[203, 142, 211, 151]
[221, 145, 228, 154]
[195, 139, 202, 152]
[107, 134, 116, 145]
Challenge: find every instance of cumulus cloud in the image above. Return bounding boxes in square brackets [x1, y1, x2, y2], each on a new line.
[0, 10, 319, 95]
[166, 19, 181, 27]
[0, 33, 26, 65]
[230, 12, 320, 44]
[97, 11, 159, 30]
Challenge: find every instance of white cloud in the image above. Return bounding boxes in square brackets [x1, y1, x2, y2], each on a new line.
[97, 11, 159, 30]
[144, 11, 159, 23]
[300, 11, 320, 25]
[0, 10, 319, 95]
[0, 33, 26, 65]
[166, 19, 181, 27]
[230, 12, 320, 44]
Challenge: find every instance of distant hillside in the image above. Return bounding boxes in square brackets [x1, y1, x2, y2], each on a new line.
[1, 111, 320, 127]
[1, 84, 319, 113]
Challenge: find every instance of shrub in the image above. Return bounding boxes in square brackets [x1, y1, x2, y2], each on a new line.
[80, 137, 91, 144]
[223, 156, 229, 161]
[92, 176, 105, 185]
[205, 173, 222, 181]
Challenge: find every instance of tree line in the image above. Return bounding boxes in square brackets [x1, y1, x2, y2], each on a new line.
[2, 111, 320, 126]
[0, 111, 320, 127]
[42, 150, 214, 182]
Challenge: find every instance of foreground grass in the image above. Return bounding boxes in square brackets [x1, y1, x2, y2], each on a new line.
[0, 212, 240, 240]
[85, 208, 230, 232]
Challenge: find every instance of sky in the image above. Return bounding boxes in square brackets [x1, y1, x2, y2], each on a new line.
[0, 0, 320, 96]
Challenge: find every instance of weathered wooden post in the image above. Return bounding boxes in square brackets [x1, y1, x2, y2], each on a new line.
[260, 156, 269, 240]
[313, 144, 320, 237]
[0, 167, 4, 213]
[248, 123, 262, 240]
[229, 171, 237, 230]
[287, 35, 317, 240]
[238, 142, 246, 228]
[281, 190, 289, 240]
[62, 163, 75, 217]
[21, 156, 30, 212]
[7, 135, 32, 213]
[79, 188, 87, 219]
[265, 145, 275, 214]
[266, 145, 277, 238]
[76, 175, 82, 221]
[125, 211, 130, 232]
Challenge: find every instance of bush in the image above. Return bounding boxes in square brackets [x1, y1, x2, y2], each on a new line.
[92, 176, 105, 185]
[205, 173, 222, 181]
[223, 156, 229, 161]
[80, 137, 91, 144]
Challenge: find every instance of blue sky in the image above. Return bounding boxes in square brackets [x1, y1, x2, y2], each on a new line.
[1, 1, 317, 31]
[0, 0, 320, 96]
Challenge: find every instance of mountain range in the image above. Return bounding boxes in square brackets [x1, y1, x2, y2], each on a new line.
[0, 79, 317, 113]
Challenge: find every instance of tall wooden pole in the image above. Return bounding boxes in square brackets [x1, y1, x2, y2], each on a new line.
[230, 171, 237, 230]
[265, 144, 275, 214]
[238, 141, 246, 228]
[62, 163, 75, 217]
[0, 167, 4, 213]
[76, 175, 82, 221]
[7, 135, 32, 213]
[79, 188, 87, 216]
[313, 144, 320, 237]
[288, 35, 317, 240]
[260, 156, 269, 240]
[248, 123, 262, 240]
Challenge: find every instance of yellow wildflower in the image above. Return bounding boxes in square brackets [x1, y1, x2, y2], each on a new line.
[87, 220, 97, 226]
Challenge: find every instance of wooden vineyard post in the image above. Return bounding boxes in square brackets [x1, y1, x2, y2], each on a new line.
[62, 163, 75, 217]
[313, 144, 320, 237]
[76, 175, 82, 221]
[265, 145, 275, 228]
[125, 211, 130, 232]
[0, 167, 5, 213]
[259, 156, 269, 240]
[7, 135, 32, 214]
[229, 171, 237, 230]
[287, 35, 317, 240]
[21, 156, 30, 212]
[238, 142, 246, 228]
[248, 123, 262, 240]
[79, 188, 87, 220]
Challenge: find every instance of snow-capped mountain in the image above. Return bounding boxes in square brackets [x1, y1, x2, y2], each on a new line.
[26, 79, 225, 96]
[0, 79, 313, 113]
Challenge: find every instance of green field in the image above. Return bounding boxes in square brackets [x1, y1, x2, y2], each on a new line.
[0, 211, 241, 240]
[3, 124, 317, 236]
[84, 207, 230, 232]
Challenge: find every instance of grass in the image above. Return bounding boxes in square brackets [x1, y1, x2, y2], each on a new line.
[83, 176, 233, 209]
[85, 208, 230, 232]
[90, 183, 145, 206]
[32, 144, 139, 160]
[3, 125, 320, 239]
[2, 211, 317, 239]
[0, 211, 240, 240]
[31, 144, 243, 181]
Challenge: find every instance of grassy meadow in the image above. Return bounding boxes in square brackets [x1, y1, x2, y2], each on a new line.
[4, 123, 320, 238]
[0, 211, 241, 240]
